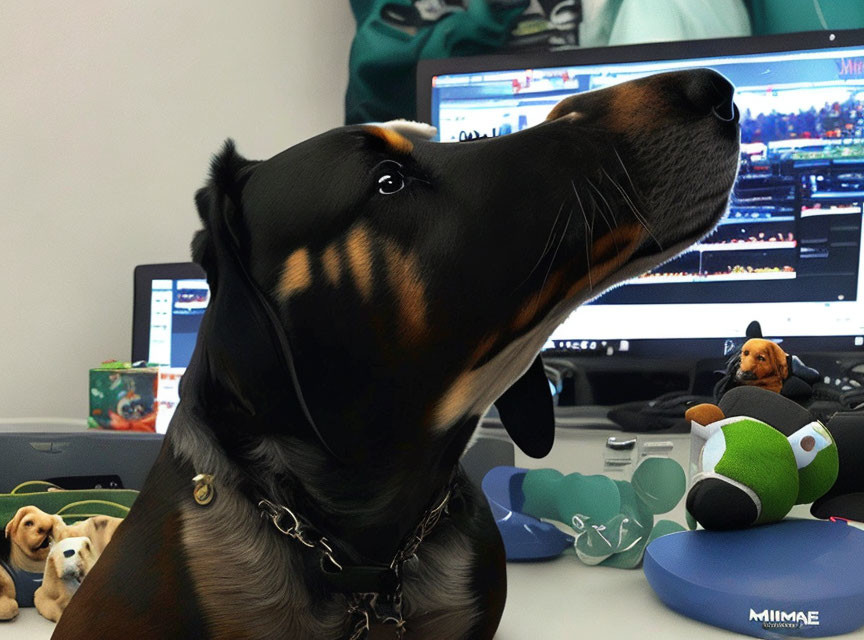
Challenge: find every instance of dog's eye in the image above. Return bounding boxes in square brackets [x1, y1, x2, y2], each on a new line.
[24, 521, 33, 528]
[743, 351, 749, 356]
[375, 161, 405, 195]
[757, 355, 766, 362]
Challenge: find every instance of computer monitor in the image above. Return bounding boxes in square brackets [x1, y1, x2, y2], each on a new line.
[131, 262, 208, 367]
[417, 29, 864, 358]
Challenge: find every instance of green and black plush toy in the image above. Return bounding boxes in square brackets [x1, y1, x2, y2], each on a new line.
[686, 386, 839, 530]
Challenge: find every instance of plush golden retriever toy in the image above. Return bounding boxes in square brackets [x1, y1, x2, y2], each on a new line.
[0, 506, 64, 620]
[735, 338, 789, 393]
[35, 537, 97, 622]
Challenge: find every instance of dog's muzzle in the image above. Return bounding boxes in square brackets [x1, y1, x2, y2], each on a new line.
[683, 69, 738, 122]
[547, 68, 740, 125]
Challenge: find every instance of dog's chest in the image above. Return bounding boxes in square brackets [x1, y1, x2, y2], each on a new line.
[179, 488, 479, 640]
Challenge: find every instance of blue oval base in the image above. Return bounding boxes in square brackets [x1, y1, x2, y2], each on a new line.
[644, 519, 864, 638]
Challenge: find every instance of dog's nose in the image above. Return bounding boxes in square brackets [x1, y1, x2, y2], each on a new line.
[683, 69, 738, 122]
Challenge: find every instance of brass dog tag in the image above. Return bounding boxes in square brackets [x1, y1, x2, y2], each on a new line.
[192, 474, 215, 506]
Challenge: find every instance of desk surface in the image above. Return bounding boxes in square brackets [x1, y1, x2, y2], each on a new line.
[2, 427, 860, 639]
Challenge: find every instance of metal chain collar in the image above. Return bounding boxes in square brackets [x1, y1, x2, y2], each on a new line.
[257, 499, 343, 573]
[258, 481, 454, 640]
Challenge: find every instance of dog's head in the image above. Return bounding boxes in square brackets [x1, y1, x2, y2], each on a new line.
[57, 515, 122, 557]
[736, 338, 789, 389]
[46, 537, 96, 586]
[188, 69, 740, 464]
[4, 506, 63, 564]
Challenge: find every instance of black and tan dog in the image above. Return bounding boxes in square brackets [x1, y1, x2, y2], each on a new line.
[54, 69, 740, 639]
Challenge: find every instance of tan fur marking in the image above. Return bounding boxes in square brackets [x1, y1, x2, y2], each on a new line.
[431, 330, 502, 426]
[383, 241, 428, 341]
[567, 224, 645, 297]
[511, 269, 566, 331]
[433, 369, 476, 428]
[469, 332, 499, 367]
[430, 331, 500, 426]
[607, 82, 668, 133]
[321, 243, 343, 286]
[278, 247, 313, 297]
[346, 225, 374, 301]
[364, 125, 414, 154]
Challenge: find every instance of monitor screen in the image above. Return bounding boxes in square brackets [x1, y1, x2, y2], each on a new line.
[418, 30, 864, 357]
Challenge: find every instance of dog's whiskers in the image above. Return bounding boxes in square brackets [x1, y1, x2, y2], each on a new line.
[582, 207, 593, 292]
[603, 169, 663, 250]
[513, 201, 567, 292]
[578, 178, 619, 254]
[591, 173, 662, 251]
[613, 146, 644, 201]
[571, 180, 598, 290]
[584, 177, 617, 232]
[531, 207, 572, 315]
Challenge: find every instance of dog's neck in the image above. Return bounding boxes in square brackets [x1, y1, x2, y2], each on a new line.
[9, 543, 44, 573]
[169, 404, 472, 565]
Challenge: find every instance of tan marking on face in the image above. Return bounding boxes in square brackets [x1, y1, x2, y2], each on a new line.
[383, 241, 428, 341]
[432, 369, 476, 428]
[566, 224, 645, 298]
[364, 125, 414, 154]
[321, 243, 343, 286]
[432, 323, 556, 432]
[511, 269, 566, 331]
[469, 332, 500, 367]
[346, 225, 374, 301]
[431, 332, 500, 425]
[277, 247, 312, 297]
[590, 226, 630, 264]
[606, 82, 668, 133]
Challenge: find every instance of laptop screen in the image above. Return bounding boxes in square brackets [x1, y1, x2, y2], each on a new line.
[132, 263, 207, 367]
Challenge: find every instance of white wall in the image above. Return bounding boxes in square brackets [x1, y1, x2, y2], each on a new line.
[0, 2, 355, 419]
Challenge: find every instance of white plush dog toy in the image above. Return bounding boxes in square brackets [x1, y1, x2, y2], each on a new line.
[34, 537, 96, 622]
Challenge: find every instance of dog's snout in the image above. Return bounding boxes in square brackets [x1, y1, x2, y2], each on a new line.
[683, 69, 737, 122]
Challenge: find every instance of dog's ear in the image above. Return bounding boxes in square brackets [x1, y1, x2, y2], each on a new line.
[48, 514, 66, 541]
[189, 142, 344, 459]
[770, 342, 789, 380]
[493, 355, 555, 458]
[4, 507, 32, 539]
[191, 140, 259, 291]
[49, 548, 65, 578]
[81, 539, 96, 570]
